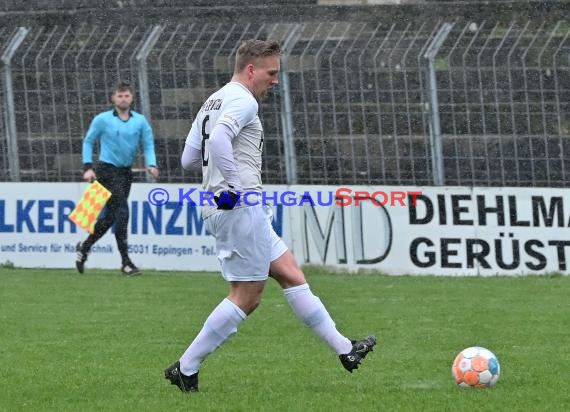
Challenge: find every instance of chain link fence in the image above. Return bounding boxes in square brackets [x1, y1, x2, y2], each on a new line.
[439, 21, 570, 186]
[0, 26, 12, 182]
[1, 21, 569, 186]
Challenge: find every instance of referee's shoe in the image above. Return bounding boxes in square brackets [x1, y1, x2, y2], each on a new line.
[75, 241, 88, 274]
[121, 261, 142, 276]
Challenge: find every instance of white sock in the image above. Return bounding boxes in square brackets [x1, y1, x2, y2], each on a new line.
[284, 283, 352, 355]
[179, 298, 247, 375]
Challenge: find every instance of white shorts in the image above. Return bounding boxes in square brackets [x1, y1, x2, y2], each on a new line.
[205, 205, 288, 282]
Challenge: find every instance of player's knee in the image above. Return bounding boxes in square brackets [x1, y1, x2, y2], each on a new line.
[251, 292, 263, 308]
[241, 299, 261, 315]
[271, 265, 306, 288]
[232, 295, 262, 315]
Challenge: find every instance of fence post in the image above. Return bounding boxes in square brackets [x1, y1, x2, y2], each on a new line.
[279, 24, 301, 185]
[1, 27, 29, 182]
[136, 25, 162, 181]
[424, 23, 453, 186]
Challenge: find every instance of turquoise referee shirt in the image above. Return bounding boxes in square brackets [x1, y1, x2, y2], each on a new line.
[82, 109, 157, 168]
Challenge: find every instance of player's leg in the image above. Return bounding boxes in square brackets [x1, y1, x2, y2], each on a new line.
[227, 279, 266, 315]
[267, 216, 376, 372]
[166, 206, 271, 392]
[177, 280, 264, 370]
[166, 280, 265, 392]
[270, 249, 353, 355]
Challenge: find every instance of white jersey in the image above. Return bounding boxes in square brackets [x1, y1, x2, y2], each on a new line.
[185, 82, 264, 218]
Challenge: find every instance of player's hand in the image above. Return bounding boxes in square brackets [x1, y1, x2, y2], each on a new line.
[147, 166, 159, 178]
[214, 191, 240, 210]
[83, 168, 96, 183]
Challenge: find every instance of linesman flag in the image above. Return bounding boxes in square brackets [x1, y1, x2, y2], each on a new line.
[69, 181, 112, 233]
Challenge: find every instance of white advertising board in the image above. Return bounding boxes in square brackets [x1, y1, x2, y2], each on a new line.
[287, 185, 570, 275]
[0, 183, 568, 275]
[0, 183, 286, 271]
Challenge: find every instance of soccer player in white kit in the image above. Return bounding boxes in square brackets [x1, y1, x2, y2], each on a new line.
[165, 39, 376, 393]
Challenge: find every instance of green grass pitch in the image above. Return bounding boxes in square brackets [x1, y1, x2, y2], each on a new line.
[0, 267, 568, 411]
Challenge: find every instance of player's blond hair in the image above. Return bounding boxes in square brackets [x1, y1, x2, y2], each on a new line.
[234, 39, 281, 73]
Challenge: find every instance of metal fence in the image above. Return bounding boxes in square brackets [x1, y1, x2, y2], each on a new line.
[1, 21, 569, 186]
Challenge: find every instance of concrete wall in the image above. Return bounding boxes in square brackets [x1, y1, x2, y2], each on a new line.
[0, 0, 567, 27]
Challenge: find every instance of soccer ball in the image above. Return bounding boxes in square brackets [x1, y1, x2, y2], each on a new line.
[452, 346, 500, 388]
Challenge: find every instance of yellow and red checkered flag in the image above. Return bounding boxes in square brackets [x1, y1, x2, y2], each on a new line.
[69, 181, 112, 234]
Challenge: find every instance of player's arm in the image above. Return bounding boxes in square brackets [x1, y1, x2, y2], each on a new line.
[181, 144, 202, 170]
[209, 123, 242, 210]
[82, 115, 103, 182]
[211, 94, 257, 193]
[181, 118, 203, 171]
[209, 123, 242, 192]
